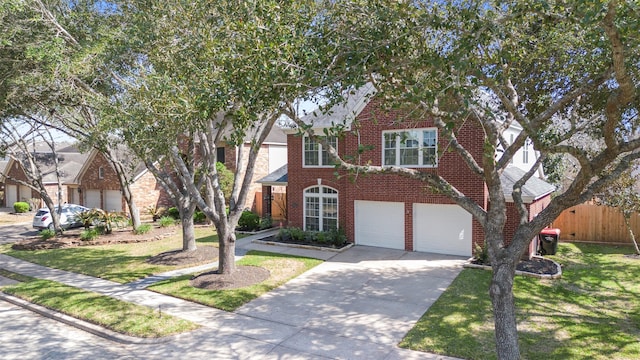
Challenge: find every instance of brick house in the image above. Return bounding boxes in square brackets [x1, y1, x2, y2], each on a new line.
[271, 84, 554, 257]
[75, 126, 288, 215]
[2, 145, 89, 209]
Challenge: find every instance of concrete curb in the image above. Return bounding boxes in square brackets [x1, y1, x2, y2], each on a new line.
[252, 239, 355, 253]
[0, 292, 177, 345]
[463, 256, 563, 280]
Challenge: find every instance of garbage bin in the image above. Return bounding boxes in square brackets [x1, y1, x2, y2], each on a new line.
[538, 228, 560, 255]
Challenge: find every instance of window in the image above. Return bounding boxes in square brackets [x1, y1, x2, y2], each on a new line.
[303, 136, 337, 167]
[304, 186, 338, 232]
[98, 167, 105, 179]
[383, 128, 437, 167]
[216, 147, 225, 164]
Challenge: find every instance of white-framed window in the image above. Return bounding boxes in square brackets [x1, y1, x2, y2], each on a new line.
[383, 128, 437, 167]
[303, 136, 337, 167]
[98, 167, 105, 179]
[304, 185, 338, 232]
[522, 139, 530, 164]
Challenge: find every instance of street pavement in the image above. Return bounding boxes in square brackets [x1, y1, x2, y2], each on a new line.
[0, 227, 465, 359]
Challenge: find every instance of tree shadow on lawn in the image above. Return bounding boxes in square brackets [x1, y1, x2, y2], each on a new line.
[5, 247, 171, 283]
[513, 243, 640, 359]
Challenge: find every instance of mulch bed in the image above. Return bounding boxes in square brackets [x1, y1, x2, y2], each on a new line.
[190, 266, 270, 290]
[470, 256, 560, 276]
[11, 226, 177, 251]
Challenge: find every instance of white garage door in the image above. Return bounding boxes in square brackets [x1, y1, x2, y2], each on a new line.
[414, 204, 472, 256]
[105, 190, 122, 212]
[85, 190, 101, 209]
[355, 200, 405, 250]
[5, 185, 17, 207]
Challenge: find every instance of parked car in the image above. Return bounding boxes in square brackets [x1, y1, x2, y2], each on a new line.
[32, 204, 90, 230]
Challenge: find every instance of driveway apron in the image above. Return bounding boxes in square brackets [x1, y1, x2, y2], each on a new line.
[236, 245, 465, 358]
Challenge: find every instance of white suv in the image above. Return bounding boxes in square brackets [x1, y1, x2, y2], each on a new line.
[32, 204, 90, 230]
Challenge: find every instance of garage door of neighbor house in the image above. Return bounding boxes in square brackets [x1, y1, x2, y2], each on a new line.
[104, 190, 123, 212]
[354, 200, 405, 250]
[5, 185, 17, 207]
[413, 204, 472, 257]
[85, 190, 101, 209]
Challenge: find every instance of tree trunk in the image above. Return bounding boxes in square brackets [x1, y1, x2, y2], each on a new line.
[122, 186, 141, 229]
[490, 257, 520, 360]
[217, 223, 236, 274]
[178, 198, 197, 252]
[623, 216, 640, 255]
[181, 214, 196, 251]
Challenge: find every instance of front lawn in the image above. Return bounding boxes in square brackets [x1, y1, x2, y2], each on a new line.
[148, 250, 322, 311]
[400, 243, 640, 360]
[0, 226, 219, 283]
[1, 270, 199, 337]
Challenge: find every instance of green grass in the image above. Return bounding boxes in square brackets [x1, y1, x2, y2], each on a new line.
[400, 243, 640, 360]
[0, 226, 219, 283]
[1, 270, 199, 337]
[148, 250, 322, 311]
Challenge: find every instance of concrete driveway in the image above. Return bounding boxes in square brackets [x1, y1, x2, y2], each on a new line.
[236, 245, 466, 358]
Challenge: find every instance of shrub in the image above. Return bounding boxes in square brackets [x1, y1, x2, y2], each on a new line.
[146, 205, 166, 221]
[274, 227, 347, 248]
[77, 209, 99, 230]
[328, 227, 347, 247]
[216, 162, 234, 202]
[159, 216, 176, 227]
[238, 210, 260, 231]
[92, 210, 128, 234]
[194, 210, 207, 224]
[13, 202, 30, 213]
[39, 229, 56, 240]
[289, 227, 305, 242]
[80, 228, 100, 241]
[259, 216, 273, 230]
[166, 207, 180, 220]
[473, 243, 489, 265]
[133, 223, 152, 235]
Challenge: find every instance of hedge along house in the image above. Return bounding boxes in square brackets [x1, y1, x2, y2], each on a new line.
[2, 144, 89, 209]
[273, 84, 555, 257]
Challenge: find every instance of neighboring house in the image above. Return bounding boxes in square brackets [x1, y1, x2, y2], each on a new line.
[2, 145, 89, 208]
[74, 149, 174, 213]
[267, 84, 554, 257]
[74, 126, 288, 215]
[0, 158, 8, 206]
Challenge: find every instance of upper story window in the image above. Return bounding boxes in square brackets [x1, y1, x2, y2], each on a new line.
[98, 167, 105, 179]
[303, 136, 337, 167]
[383, 128, 437, 167]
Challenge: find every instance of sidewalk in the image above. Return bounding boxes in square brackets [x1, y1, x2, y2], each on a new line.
[0, 230, 462, 359]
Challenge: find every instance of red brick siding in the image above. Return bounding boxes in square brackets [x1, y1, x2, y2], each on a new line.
[5, 161, 38, 205]
[287, 98, 487, 252]
[504, 194, 552, 258]
[78, 153, 123, 210]
[129, 170, 174, 212]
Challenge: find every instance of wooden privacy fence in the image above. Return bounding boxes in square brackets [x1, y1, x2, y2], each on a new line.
[552, 203, 640, 245]
[254, 191, 287, 221]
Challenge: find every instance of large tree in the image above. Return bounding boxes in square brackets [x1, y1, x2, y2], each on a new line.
[0, 0, 145, 229]
[108, 0, 321, 272]
[291, 1, 640, 358]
